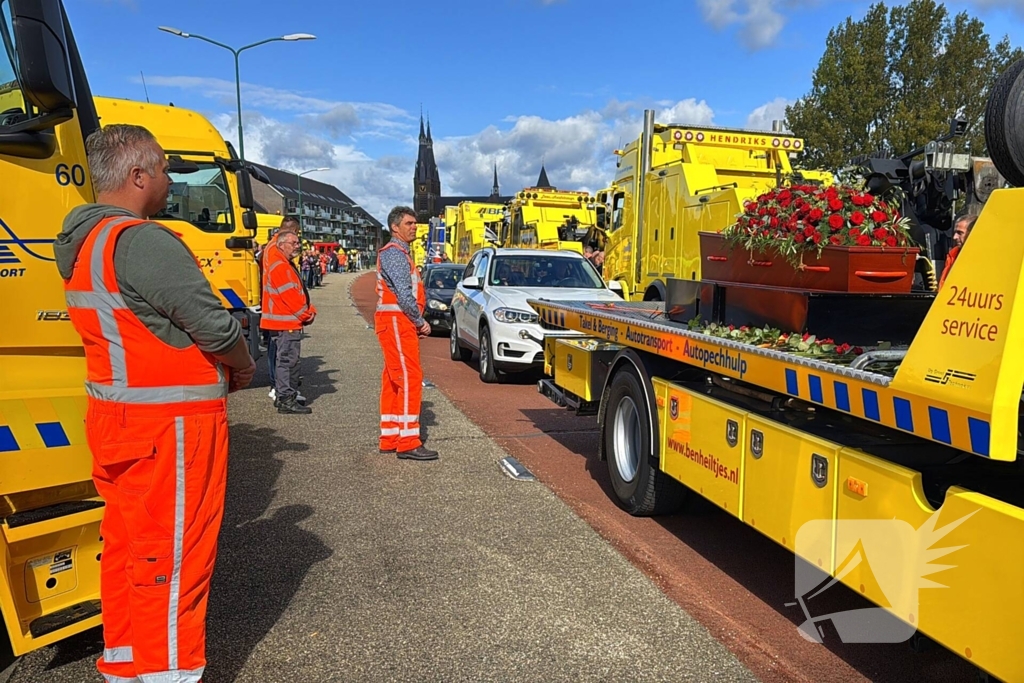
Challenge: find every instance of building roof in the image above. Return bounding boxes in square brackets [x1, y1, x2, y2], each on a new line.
[251, 162, 382, 228]
[535, 165, 552, 189]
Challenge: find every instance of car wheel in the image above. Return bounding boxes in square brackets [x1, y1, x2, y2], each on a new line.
[478, 324, 500, 384]
[604, 367, 686, 515]
[450, 317, 471, 362]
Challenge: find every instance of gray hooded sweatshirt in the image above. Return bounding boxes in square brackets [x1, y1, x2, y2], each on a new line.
[54, 204, 242, 355]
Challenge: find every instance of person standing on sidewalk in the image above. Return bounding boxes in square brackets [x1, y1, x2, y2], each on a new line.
[261, 230, 317, 414]
[260, 218, 306, 406]
[376, 207, 438, 461]
[56, 124, 256, 683]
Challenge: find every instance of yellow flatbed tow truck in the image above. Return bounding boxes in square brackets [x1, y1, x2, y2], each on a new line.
[529, 74, 1024, 682]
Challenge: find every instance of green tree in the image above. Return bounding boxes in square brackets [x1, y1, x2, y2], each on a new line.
[786, 0, 1022, 170]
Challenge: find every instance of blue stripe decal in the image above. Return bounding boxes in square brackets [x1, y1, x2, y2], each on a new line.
[0, 426, 18, 452]
[219, 288, 246, 309]
[862, 389, 880, 421]
[833, 381, 850, 412]
[968, 418, 991, 457]
[785, 369, 799, 396]
[928, 407, 951, 444]
[893, 398, 914, 431]
[36, 422, 70, 448]
[808, 375, 823, 404]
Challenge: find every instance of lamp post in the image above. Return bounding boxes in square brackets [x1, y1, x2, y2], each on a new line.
[158, 27, 315, 161]
[296, 167, 329, 238]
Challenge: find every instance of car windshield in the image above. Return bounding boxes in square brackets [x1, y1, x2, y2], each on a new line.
[154, 162, 234, 233]
[489, 255, 604, 289]
[425, 266, 465, 289]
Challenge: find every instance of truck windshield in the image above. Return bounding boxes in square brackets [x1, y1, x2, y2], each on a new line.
[156, 162, 234, 233]
[490, 255, 604, 289]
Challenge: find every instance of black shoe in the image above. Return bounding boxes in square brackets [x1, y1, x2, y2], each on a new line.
[277, 397, 312, 414]
[379, 448, 396, 454]
[397, 446, 438, 461]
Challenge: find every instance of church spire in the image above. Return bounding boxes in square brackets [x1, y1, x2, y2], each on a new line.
[491, 163, 500, 197]
[418, 110, 425, 141]
[426, 114, 432, 142]
[536, 164, 552, 189]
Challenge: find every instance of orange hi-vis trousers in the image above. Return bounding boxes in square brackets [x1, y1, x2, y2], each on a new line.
[376, 313, 423, 452]
[88, 398, 228, 683]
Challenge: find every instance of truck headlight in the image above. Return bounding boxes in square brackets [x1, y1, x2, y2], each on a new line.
[427, 299, 449, 311]
[493, 308, 539, 324]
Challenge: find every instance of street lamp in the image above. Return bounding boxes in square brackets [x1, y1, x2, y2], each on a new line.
[158, 26, 315, 161]
[296, 167, 329, 237]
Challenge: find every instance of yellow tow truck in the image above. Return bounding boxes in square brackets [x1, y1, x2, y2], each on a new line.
[93, 96, 264, 361]
[447, 201, 504, 264]
[530, 69, 1024, 682]
[0, 1, 263, 662]
[601, 112, 833, 301]
[501, 186, 595, 254]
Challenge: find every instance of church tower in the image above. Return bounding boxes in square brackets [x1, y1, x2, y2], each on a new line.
[490, 163, 500, 198]
[413, 113, 442, 222]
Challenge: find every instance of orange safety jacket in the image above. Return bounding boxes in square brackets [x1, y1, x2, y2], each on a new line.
[261, 243, 317, 331]
[64, 215, 228, 406]
[939, 244, 960, 290]
[375, 242, 425, 321]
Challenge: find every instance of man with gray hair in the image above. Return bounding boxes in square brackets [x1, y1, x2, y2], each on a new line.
[55, 123, 255, 683]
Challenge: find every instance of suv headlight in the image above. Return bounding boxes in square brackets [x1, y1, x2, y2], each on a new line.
[427, 299, 448, 311]
[492, 308, 539, 324]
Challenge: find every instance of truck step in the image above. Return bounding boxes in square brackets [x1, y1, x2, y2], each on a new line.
[28, 599, 101, 638]
[4, 500, 104, 529]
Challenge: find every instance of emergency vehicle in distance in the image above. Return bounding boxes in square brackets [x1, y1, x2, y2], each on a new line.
[447, 201, 505, 265]
[599, 113, 834, 301]
[499, 186, 597, 254]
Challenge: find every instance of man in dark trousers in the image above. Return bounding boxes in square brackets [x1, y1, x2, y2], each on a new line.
[376, 207, 437, 461]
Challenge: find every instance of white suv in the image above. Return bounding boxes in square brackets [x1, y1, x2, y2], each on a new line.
[449, 247, 622, 383]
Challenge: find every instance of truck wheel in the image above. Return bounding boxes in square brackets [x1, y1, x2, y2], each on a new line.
[450, 318, 471, 362]
[604, 368, 686, 515]
[985, 56, 1024, 187]
[478, 325, 501, 384]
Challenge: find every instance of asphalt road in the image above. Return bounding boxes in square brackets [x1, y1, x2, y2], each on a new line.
[10, 272, 756, 683]
[349, 272, 981, 683]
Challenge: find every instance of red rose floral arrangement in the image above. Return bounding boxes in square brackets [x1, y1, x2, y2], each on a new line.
[721, 184, 914, 267]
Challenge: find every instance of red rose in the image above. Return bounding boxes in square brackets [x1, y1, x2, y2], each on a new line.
[758, 206, 768, 216]
[853, 347, 864, 355]
[808, 208, 823, 222]
[769, 216, 779, 229]
[871, 210, 887, 223]
[803, 225, 816, 238]
[850, 211, 865, 226]
[829, 235, 842, 245]
[767, 206, 778, 217]
[847, 228, 859, 238]
[836, 343, 851, 354]
[778, 189, 792, 201]
[828, 197, 845, 212]
[812, 232, 822, 244]
[856, 234, 871, 246]
[779, 198, 791, 209]
[885, 236, 897, 247]
[873, 228, 888, 241]
[828, 214, 845, 229]
[794, 232, 806, 243]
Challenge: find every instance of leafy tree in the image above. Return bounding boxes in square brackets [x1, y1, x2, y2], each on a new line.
[786, 0, 1022, 170]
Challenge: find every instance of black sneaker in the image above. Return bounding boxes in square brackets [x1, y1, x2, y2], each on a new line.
[397, 446, 438, 461]
[277, 397, 312, 414]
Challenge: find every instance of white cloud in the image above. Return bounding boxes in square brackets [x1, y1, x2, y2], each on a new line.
[746, 96, 793, 130]
[152, 75, 719, 223]
[697, 0, 813, 50]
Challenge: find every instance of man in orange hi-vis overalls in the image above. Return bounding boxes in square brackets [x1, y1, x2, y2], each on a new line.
[55, 124, 256, 683]
[376, 207, 438, 461]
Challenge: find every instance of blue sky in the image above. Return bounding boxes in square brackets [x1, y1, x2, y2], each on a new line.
[71, 0, 1024, 220]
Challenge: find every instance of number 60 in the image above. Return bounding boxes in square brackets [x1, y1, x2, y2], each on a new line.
[56, 163, 87, 187]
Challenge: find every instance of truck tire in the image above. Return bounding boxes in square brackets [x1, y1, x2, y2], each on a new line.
[603, 368, 686, 515]
[478, 324, 501, 384]
[450, 318, 471, 362]
[985, 56, 1024, 187]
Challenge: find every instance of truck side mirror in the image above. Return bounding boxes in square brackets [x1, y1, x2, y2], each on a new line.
[236, 168, 254, 209]
[9, 0, 75, 113]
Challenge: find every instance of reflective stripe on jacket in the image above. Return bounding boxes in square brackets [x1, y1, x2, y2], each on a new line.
[63, 216, 227, 406]
[261, 243, 317, 331]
